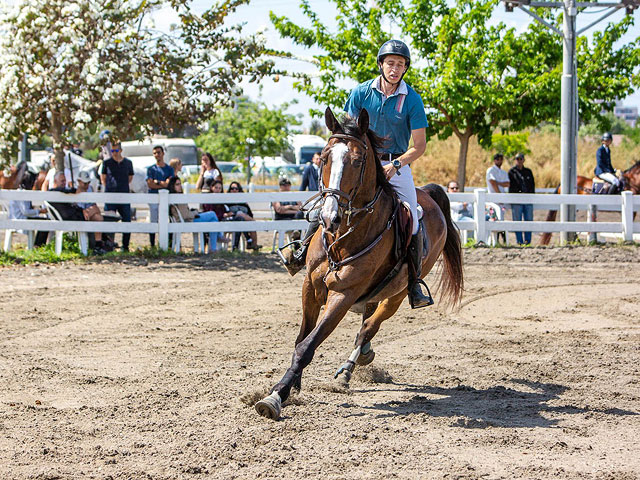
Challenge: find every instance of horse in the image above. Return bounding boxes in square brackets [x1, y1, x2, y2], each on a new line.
[0, 160, 48, 192]
[255, 108, 464, 420]
[540, 162, 640, 245]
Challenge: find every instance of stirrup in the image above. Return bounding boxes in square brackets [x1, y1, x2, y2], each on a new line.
[409, 279, 434, 309]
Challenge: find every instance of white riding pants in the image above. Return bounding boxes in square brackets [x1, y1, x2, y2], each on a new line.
[382, 160, 419, 235]
[597, 172, 620, 187]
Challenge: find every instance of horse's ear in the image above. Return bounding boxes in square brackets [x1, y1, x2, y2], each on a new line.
[325, 107, 343, 134]
[357, 109, 369, 136]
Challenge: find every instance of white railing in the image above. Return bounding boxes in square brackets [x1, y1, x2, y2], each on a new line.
[0, 189, 638, 255]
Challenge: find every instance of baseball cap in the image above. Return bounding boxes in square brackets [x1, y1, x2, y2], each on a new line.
[77, 170, 91, 183]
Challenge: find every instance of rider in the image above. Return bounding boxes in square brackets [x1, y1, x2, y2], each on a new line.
[280, 39, 433, 309]
[595, 132, 621, 194]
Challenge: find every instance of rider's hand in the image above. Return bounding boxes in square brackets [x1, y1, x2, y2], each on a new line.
[383, 163, 396, 181]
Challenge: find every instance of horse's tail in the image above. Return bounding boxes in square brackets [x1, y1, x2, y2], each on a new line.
[539, 184, 560, 245]
[422, 184, 464, 308]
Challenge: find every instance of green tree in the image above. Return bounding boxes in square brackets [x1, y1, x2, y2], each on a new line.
[196, 97, 301, 182]
[0, 0, 272, 169]
[270, 0, 639, 188]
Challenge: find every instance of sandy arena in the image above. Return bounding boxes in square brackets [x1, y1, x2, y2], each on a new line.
[1, 245, 639, 479]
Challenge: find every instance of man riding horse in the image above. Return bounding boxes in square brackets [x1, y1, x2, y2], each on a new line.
[595, 132, 622, 194]
[280, 39, 433, 309]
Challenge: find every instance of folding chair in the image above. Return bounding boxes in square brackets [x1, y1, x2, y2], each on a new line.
[1, 202, 35, 252]
[43, 201, 89, 256]
[170, 208, 207, 253]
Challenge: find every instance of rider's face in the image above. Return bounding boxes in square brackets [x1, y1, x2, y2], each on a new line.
[380, 55, 407, 84]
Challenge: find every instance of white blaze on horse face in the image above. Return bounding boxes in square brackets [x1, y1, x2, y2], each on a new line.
[322, 142, 349, 226]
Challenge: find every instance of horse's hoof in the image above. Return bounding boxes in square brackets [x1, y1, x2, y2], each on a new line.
[356, 349, 375, 366]
[255, 392, 281, 420]
[334, 369, 351, 388]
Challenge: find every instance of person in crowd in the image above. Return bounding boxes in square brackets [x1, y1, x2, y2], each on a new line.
[9, 173, 49, 247]
[169, 157, 183, 178]
[226, 181, 261, 251]
[300, 151, 321, 191]
[196, 152, 223, 190]
[273, 177, 304, 220]
[595, 132, 621, 194]
[199, 179, 230, 246]
[41, 162, 72, 191]
[99, 141, 134, 251]
[75, 170, 107, 252]
[508, 153, 536, 245]
[49, 171, 85, 221]
[486, 153, 509, 243]
[167, 176, 222, 252]
[447, 181, 473, 222]
[146, 145, 175, 248]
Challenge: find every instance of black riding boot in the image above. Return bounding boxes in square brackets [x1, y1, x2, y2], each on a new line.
[279, 218, 320, 276]
[407, 232, 434, 309]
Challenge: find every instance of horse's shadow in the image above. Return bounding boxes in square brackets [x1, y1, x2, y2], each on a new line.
[347, 378, 637, 429]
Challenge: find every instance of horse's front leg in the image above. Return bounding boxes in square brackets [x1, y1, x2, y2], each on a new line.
[255, 291, 354, 420]
[291, 275, 323, 392]
[334, 294, 404, 387]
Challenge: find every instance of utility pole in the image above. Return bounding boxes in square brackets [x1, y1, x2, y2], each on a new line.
[503, 0, 639, 244]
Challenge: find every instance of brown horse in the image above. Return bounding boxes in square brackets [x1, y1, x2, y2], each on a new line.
[0, 160, 47, 191]
[540, 162, 640, 245]
[255, 108, 464, 420]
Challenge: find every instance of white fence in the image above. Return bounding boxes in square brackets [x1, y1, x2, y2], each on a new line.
[0, 189, 638, 256]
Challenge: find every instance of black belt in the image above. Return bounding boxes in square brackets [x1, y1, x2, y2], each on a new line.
[377, 153, 403, 161]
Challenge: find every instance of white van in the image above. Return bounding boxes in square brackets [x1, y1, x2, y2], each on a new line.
[121, 138, 199, 173]
[288, 134, 326, 165]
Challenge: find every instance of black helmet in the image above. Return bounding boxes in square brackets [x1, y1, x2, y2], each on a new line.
[377, 40, 411, 68]
[601, 132, 612, 141]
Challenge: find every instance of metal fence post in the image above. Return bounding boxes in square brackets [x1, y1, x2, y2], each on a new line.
[158, 190, 169, 250]
[621, 191, 633, 242]
[474, 189, 487, 244]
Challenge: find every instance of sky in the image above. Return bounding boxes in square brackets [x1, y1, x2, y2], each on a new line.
[153, 0, 640, 127]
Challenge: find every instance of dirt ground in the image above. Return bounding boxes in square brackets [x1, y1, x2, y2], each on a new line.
[1, 245, 639, 479]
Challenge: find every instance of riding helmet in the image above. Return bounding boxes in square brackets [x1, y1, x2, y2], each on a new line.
[601, 132, 613, 141]
[377, 40, 411, 68]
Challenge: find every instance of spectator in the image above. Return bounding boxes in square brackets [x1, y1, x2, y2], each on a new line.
[167, 176, 222, 251]
[447, 180, 473, 222]
[486, 153, 509, 244]
[75, 170, 107, 252]
[196, 152, 222, 190]
[226, 181, 261, 251]
[42, 163, 72, 191]
[595, 132, 621, 194]
[99, 141, 134, 252]
[146, 145, 175, 247]
[169, 157, 183, 177]
[49, 172, 85, 221]
[300, 151, 322, 191]
[273, 177, 304, 220]
[486, 153, 509, 194]
[508, 153, 536, 245]
[9, 174, 49, 247]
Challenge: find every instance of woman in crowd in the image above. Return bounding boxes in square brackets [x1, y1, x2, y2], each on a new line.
[225, 181, 261, 251]
[168, 176, 222, 251]
[195, 152, 222, 190]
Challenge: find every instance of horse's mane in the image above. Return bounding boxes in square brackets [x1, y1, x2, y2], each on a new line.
[341, 115, 395, 198]
[623, 160, 640, 174]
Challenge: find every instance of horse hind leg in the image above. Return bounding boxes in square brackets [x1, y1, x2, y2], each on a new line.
[334, 296, 403, 387]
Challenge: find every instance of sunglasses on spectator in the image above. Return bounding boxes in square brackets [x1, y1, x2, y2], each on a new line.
[449, 186, 459, 190]
[229, 186, 239, 191]
[111, 148, 121, 152]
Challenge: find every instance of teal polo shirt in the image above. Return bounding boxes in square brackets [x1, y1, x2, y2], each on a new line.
[344, 77, 428, 154]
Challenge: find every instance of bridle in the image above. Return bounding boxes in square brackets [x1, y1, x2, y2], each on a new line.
[320, 133, 383, 226]
[318, 132, 396, 277]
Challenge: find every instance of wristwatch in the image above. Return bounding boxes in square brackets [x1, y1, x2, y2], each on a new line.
[392, 159, 402, 175]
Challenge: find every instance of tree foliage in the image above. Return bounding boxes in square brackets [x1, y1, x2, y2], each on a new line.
[0, 0, 272, 169]
[270, 0, 639, 187]
[196, 96, 301, 173]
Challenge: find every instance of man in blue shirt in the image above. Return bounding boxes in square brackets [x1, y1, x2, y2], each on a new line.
[100, 142, 134, 251]
[146, 145, 175, 247]
[595, 132, 621, 194]
[280, 40, 432, 308]
[300, 151, 321, 192]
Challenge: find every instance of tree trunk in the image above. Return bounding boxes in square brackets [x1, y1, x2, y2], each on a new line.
[51, 112, 65, 172]
[456, 132, 472, 190]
